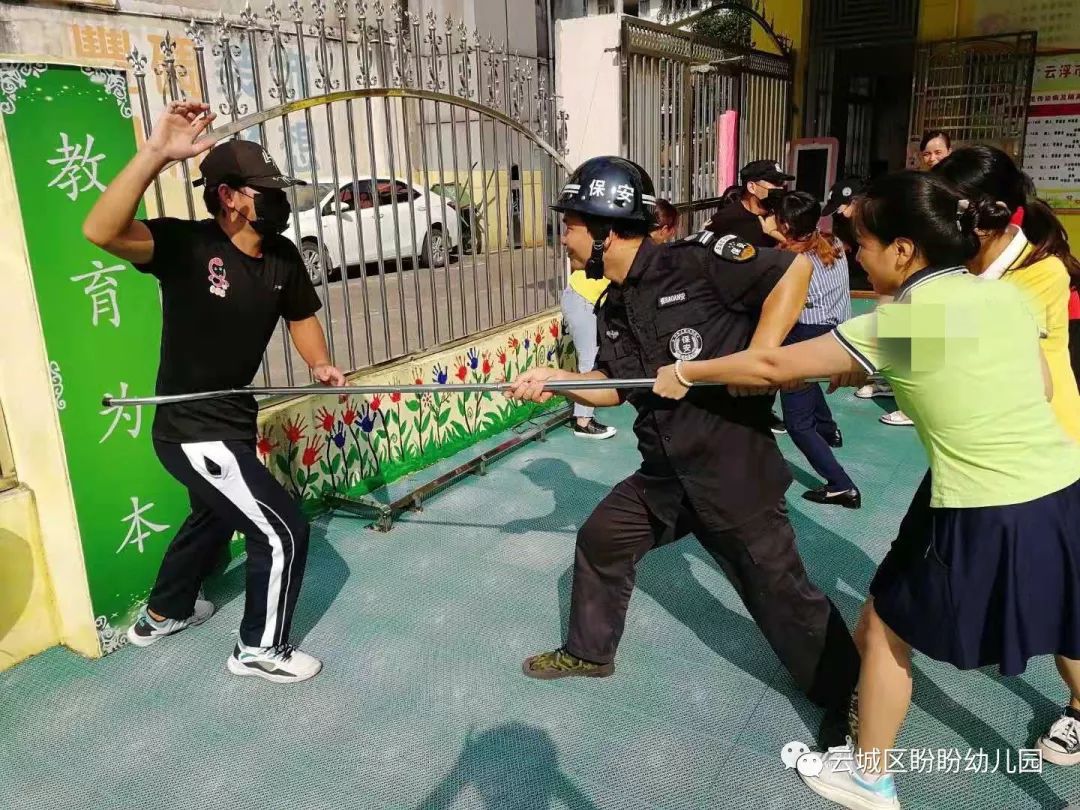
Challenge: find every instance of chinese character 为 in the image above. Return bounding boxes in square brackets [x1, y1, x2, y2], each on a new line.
[613, 183, 635, 204]
[588, 179, 607, 198]
[70, 260, 124, 327]
[70, 24, 130, 62]
[99, 382, 142, 443]
[117, 497, 171, 555]
[47, 133, 106, 202]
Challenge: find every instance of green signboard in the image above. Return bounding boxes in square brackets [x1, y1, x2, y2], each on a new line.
[0, 62, 189, 652]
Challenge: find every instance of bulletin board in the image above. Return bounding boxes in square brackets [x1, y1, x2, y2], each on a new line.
[1024, 51, 1080, 212]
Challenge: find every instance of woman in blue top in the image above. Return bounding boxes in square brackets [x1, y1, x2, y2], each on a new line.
[765, 191, 859, 508]
[653, 171, 1080, 810]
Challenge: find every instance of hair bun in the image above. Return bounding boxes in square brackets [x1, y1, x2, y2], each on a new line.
[973, 198, 1012, 230]
[955, 198, 978, 233]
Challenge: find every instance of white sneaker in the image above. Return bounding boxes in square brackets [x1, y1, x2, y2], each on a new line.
[227, 641, 323, 683]
[1038, 709, 1080, 766]
[797, 741, 900, 810]
[879, 410, 914, 427]
[855, 382, 893, 399]
[126, 599, 215, 647]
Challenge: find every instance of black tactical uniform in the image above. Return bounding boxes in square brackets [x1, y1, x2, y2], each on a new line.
[529, 156, 859, 712]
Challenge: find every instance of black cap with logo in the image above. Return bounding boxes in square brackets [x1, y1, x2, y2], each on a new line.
[193, 139, 307, 189]
[739, 159, 795, 187]
[822, 176, 866, 217]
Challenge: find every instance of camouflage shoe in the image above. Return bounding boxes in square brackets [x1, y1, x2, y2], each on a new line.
[522, 648, 614, 680]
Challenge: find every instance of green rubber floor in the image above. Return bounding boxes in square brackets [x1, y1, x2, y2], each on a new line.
[3, 392, 1080, 809]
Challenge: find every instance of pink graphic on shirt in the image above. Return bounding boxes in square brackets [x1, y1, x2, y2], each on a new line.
[208, 257, 229, 298]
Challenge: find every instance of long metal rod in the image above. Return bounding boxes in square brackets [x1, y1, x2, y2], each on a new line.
[105, 376, 881, 407]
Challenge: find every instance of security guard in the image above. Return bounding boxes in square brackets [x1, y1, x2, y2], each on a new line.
[705, 159, 794, 247]
[507, 157, 860, 738]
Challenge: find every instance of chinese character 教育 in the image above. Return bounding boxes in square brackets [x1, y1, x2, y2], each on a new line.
[70, 260, 124, 327]
[47, 133, 107, 202]
[117, 497, 171, 555]
[99, 382, 142, 443]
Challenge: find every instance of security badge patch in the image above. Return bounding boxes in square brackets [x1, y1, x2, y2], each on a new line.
[682, 231, 756, 262]
[669, 327, 703, 360]
[713, 234, 756, 262]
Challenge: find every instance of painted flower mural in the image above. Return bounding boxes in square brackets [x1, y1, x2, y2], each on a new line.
[258, 316, 576, 504]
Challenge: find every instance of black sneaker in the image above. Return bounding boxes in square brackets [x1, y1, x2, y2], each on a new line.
[802, 486, 862, 509]
[1039, 706, 1080, 766]
[573, 419, 616, 440]
[823, 428, 843, 448]
[769, 411, 787, 435]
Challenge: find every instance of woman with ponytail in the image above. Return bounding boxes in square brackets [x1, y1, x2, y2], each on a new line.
[763, 190, 860, 508]
[935, 145, 1080, 441]
[652, 171, 1080, 809]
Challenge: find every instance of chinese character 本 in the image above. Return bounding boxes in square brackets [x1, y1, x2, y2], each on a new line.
[70, 260, 124, 327]
[613, 183, 635, 204]
[117, 497, 171, 555]
[99, 382, 142, 443]
[47, 133, 106, 202]
[588, 179, 607, 198]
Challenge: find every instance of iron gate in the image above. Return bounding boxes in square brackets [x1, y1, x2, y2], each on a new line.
[909, 32, 1036, 163]
[620, 12, 792, 209]
[121, 2, 569, 386]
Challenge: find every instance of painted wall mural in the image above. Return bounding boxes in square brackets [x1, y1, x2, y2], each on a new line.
[258, 316, 577, 505]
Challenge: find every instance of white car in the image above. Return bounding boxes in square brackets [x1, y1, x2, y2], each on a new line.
[284, 176, 462, 285]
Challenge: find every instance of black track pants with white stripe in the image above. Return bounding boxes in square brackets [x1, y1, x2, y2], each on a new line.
[150, 439, 311, 649]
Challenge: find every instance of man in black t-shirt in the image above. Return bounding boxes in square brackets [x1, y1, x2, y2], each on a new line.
[705, 159, 793, 248]
[84, 101, 344, 683]
[506, 158, 860, 747]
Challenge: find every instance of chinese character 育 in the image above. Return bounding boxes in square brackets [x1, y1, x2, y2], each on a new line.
[47, 132, 106, 202]
[70, 260, 124, 327]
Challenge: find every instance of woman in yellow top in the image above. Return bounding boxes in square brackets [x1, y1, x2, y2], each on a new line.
[936, 145, 1080, 442]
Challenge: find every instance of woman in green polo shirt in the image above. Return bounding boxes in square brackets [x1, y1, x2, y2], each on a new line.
[653, 171, 1080, 810]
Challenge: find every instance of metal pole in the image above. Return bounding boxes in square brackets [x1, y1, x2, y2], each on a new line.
[105, 375, 881, 407]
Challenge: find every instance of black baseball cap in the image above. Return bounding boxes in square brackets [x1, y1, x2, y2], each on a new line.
[822, 176, 866, 217]
[739, 159, 794, 186]
[193, 139, 306, 189]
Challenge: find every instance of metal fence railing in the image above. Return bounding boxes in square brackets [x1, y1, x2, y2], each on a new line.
[126, 2, 569, 386]
[621, 16, 792, 206]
